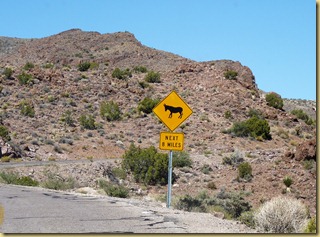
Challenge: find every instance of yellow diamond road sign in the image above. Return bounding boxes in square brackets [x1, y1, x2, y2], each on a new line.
[153, 91, 193, 131]
[159, 132, 184, 151]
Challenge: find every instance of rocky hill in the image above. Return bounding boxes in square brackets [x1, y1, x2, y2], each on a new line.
[0, 29, 316, 223]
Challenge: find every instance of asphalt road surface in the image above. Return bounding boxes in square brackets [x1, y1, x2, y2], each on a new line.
[0, 184, 255, 233]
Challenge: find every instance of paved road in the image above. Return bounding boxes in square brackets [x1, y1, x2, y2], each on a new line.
[0, 184, 255, 233]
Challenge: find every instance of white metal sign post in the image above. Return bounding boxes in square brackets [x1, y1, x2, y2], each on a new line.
[167, 150, 173, 208]
[153, 91, 192, 208]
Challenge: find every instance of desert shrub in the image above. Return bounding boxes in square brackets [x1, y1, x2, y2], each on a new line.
[224, 70, 238, 80]
[18, 72, 33, 85]
[122, 144, 169, 185]
[222, 150, 244, 166]
[77, 62, 91, 72]
[175, 194, 206, 212]
[291, 109, 315, 126]
[254, 196, 308, 233]
[138, 81, 149, 89]
[15, 176, 39, 186]
[19, 100, 35, 117]
[112, 68, 132, 80]
[0, 171, 38, 186]
[137, 97, 159, 114]
[61, 110, 75, 127]
[0, 171, 19, 184]
[98, 179, 129, 198]
[3, 67, 13, 79]
[248, 108, 264, 119]
[172, 151, 192, 168]
[238, 162, 253, 181]
[0, 125, 10, 142]
[100, 101, 121, 121]
[224, 110, 232, 119]
[42, 172, 76, 190]
[175, 190, 251, 219]
[144, 71, 161, 83]
[79, 114, 96, 129]
[207, 181, 217, 190]
[239, 211, 255, 228]
[228, 116, 271, 140]
[201, 164, 212, 174]
[304, 217, 316, 233]
[283, 176, 293, 187]
[111, 167, 127, 180]
[133, 66, 148, 73]
[265, 92, 283, 110]
[1, 156, 11, 162]
[23, 62, 35, 70]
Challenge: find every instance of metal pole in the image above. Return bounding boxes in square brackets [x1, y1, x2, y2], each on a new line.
[167, 150, 173, 208]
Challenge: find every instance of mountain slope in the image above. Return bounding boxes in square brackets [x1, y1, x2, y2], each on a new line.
[0, 29, 316, 220]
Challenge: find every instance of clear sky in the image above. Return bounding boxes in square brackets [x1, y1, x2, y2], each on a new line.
[1, 0, 316, 100]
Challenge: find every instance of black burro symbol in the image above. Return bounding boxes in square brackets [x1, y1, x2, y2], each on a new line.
[164, 104, 183, 119]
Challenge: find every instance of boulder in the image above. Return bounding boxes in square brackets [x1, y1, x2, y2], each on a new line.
[295, 139, 316, 161]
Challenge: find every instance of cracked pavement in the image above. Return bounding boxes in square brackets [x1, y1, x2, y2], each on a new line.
[0, 184, 255, 233]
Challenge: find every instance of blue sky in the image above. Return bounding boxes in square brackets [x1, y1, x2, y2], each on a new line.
[1, 0, 316, 100]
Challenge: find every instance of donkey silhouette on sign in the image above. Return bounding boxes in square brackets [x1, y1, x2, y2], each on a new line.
[164, 104, 183, 119]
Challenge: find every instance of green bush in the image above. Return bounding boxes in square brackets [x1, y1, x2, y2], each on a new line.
[19, 100, 35, 117]
[224, 110, 232, 119]
[112, 68, 132, 80]
[304, 217, 316, 233]
[0, 171, 38, 186]
[239, 211, 255, 228]
[77, 62, 91, 72]
[61, 110, 75, 127]
[144, 71, 161, 83]
[291, 109, 315, 125]
[224, 70, 238, 80]
[133, 66, 148, 73]
[23, 62, 35, 71]
[98, 179, 129, 198]
[3, 67, 13, 79]
[122, 144, 169, 185]
[238, 162, 253, 181]
[18, 72, 33, 85]
[138, 97, 160, 114]
[42, 172, 76, 190]
[79, 114, 96, 129]
[100, 101, 121, 121]
[283, 176, 293, 187]
[265, 92, 283, 110]
[175, 190, 252, 219]
[172, 151, 192, 168]
[228, 116, 271, 140]
[0, 125, 10, 142]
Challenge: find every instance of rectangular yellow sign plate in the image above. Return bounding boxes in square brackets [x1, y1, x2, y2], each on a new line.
[159, 132, 184, 151]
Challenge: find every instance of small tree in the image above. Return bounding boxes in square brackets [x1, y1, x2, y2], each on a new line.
[265, 92, 283, 110]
